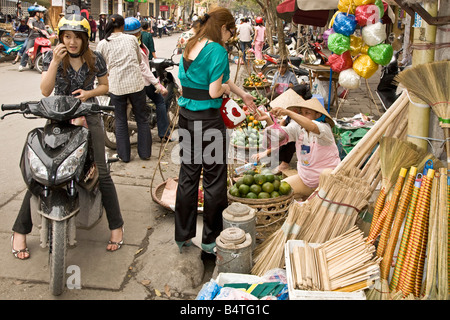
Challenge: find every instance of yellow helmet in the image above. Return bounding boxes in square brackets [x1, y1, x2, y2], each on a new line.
[58, 14, 91, 39]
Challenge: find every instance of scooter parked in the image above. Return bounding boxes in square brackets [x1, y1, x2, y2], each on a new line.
[1, 96, 116, 296]
[0, 28, 25, 57]
[376, 49, 405, 110]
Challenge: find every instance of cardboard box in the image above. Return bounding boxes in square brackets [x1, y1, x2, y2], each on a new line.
[285, 240, 366, 300]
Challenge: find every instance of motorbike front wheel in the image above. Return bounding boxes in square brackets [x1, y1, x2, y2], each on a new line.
[49, 220, 68, 296]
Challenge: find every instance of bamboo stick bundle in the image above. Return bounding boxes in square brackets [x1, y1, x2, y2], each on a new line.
[437, 168, 448, 300]
[380, 167, 417, 280]
[368, 138, 420, 243]
[389, 173, 423, 292]
[374, 168, 408, 256]
[299, 181, 341, 242]
[298, 172, 335, 238]
[251, 201, 308, 276]
[422, 172, 440, 299]
[311, 185, 350, 243]
[396, 169, 435, 298]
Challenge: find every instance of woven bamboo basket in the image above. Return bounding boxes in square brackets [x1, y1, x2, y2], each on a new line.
[152, 178, 177, 211]
[227, 189, 294, 242]
[151, 177, 205, 213]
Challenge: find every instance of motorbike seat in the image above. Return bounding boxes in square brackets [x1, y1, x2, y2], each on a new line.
[289, 57, 302, 67]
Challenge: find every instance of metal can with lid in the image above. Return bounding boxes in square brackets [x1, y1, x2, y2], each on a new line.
[222, 202, 256, 249]
[216, 227, 253, 274]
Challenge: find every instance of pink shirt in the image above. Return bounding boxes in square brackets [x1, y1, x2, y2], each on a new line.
[255, 26, 265, 42]
[283, 120, 340, 188]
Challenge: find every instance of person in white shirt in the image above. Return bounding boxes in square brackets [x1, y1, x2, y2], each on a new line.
[237, 17, 253, 63]
[156, 16, 165, 38]
[97, 14, 152, 162]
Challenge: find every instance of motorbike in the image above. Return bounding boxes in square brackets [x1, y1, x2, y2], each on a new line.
[24, 29, 52, 73]
[0, 28, 26, 56]
[102, 51, 180, 149]
[376, 49, 404, 110]
[1, 96, 116, 296]
[260, 53, 309, 83]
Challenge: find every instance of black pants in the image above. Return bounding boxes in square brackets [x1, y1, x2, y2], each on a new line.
[13, 114, 124, 234]
[279, 141, 296, 164]
[174, 107, 228, 245]
[109, 89, 151, 161]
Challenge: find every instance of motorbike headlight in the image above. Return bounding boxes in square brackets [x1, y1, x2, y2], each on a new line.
[56, 143, 87, 183]
[28, 147, 48, 180]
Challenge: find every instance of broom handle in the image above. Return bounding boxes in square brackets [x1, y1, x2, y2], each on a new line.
[333, 92, 409, 173]
[444, 128, 450, 171]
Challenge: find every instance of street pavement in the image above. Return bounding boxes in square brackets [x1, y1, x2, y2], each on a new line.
[0, 31, 382, 301]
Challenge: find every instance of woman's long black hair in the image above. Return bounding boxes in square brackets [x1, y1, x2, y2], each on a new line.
[104, 14, 124, 41]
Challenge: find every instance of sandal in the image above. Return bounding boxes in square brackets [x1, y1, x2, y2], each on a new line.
[107, 227, 124, 252]
[11, 233, 30, 260]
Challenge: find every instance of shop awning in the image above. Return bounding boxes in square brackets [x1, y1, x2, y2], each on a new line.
[276, 0, 334, 27]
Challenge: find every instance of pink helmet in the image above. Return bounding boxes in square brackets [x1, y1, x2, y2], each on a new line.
[255, 16, 263, 24]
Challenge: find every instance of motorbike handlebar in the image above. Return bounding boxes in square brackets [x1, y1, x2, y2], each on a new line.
[1, 103, 22, 111]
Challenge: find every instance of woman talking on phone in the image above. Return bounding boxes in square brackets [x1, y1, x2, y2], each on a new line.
[11, 14, 125, 259]
[39, 14, 124, 251]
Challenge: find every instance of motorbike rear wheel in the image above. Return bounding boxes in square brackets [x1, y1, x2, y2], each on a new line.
[35, 53, 44, 74]
[49, 220, 68, 296]
[102, 98, 156, 150]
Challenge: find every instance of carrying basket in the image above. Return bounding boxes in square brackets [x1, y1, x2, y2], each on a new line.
[227, 189, 294, 242]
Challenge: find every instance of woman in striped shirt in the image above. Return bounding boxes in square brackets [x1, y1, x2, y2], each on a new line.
[97, 14, 152, 162]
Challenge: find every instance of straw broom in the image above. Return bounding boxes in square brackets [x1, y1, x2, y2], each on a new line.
[389, 173, 423, 292]
[422, 171, 440, 299]
[437, 168, 448, 300]
[368, 138, 420, 242]
[369, 168, 408, 248]
[396, 169, 435, 298]
[380, 167, 417, 284]
[395, 61, 450, 170]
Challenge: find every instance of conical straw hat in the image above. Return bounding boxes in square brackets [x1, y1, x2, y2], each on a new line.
[269, 89, 335, 128]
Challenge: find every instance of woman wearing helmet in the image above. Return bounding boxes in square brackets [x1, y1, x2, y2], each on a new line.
[96, 14, 151, 162]
[253, 16, 266, 60]
[124, 17, 171, 142]
[39, 14, 123, 251]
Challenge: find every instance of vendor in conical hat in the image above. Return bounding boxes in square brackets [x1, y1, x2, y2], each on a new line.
[256, 88, 340, 199]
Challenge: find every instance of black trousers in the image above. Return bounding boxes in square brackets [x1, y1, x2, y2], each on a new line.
[13, 114, 124, 234]
[174, 107, 228, 245]
[279, 141, 296, 164]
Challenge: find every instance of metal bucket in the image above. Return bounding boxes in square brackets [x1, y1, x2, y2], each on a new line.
[216, 227, 253, 274]
[222, 202, 256, 249]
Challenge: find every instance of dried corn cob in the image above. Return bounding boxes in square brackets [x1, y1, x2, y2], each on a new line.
[380, 167, 417, 280]
[397, 170, 434, 297]
[376, 168, 408, 256]
[390, 173, 422, 291]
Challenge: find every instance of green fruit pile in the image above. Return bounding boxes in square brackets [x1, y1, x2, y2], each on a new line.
[231, 126, 264, 148]
[229, 169, 292, 199]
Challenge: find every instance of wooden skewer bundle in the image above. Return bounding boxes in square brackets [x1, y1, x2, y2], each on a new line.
[290, 226, 380, 292]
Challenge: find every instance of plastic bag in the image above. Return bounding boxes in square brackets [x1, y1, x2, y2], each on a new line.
[214, 287, 258, 300]
[195, 279, 222, 300]
[262, 114, 289, 150]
